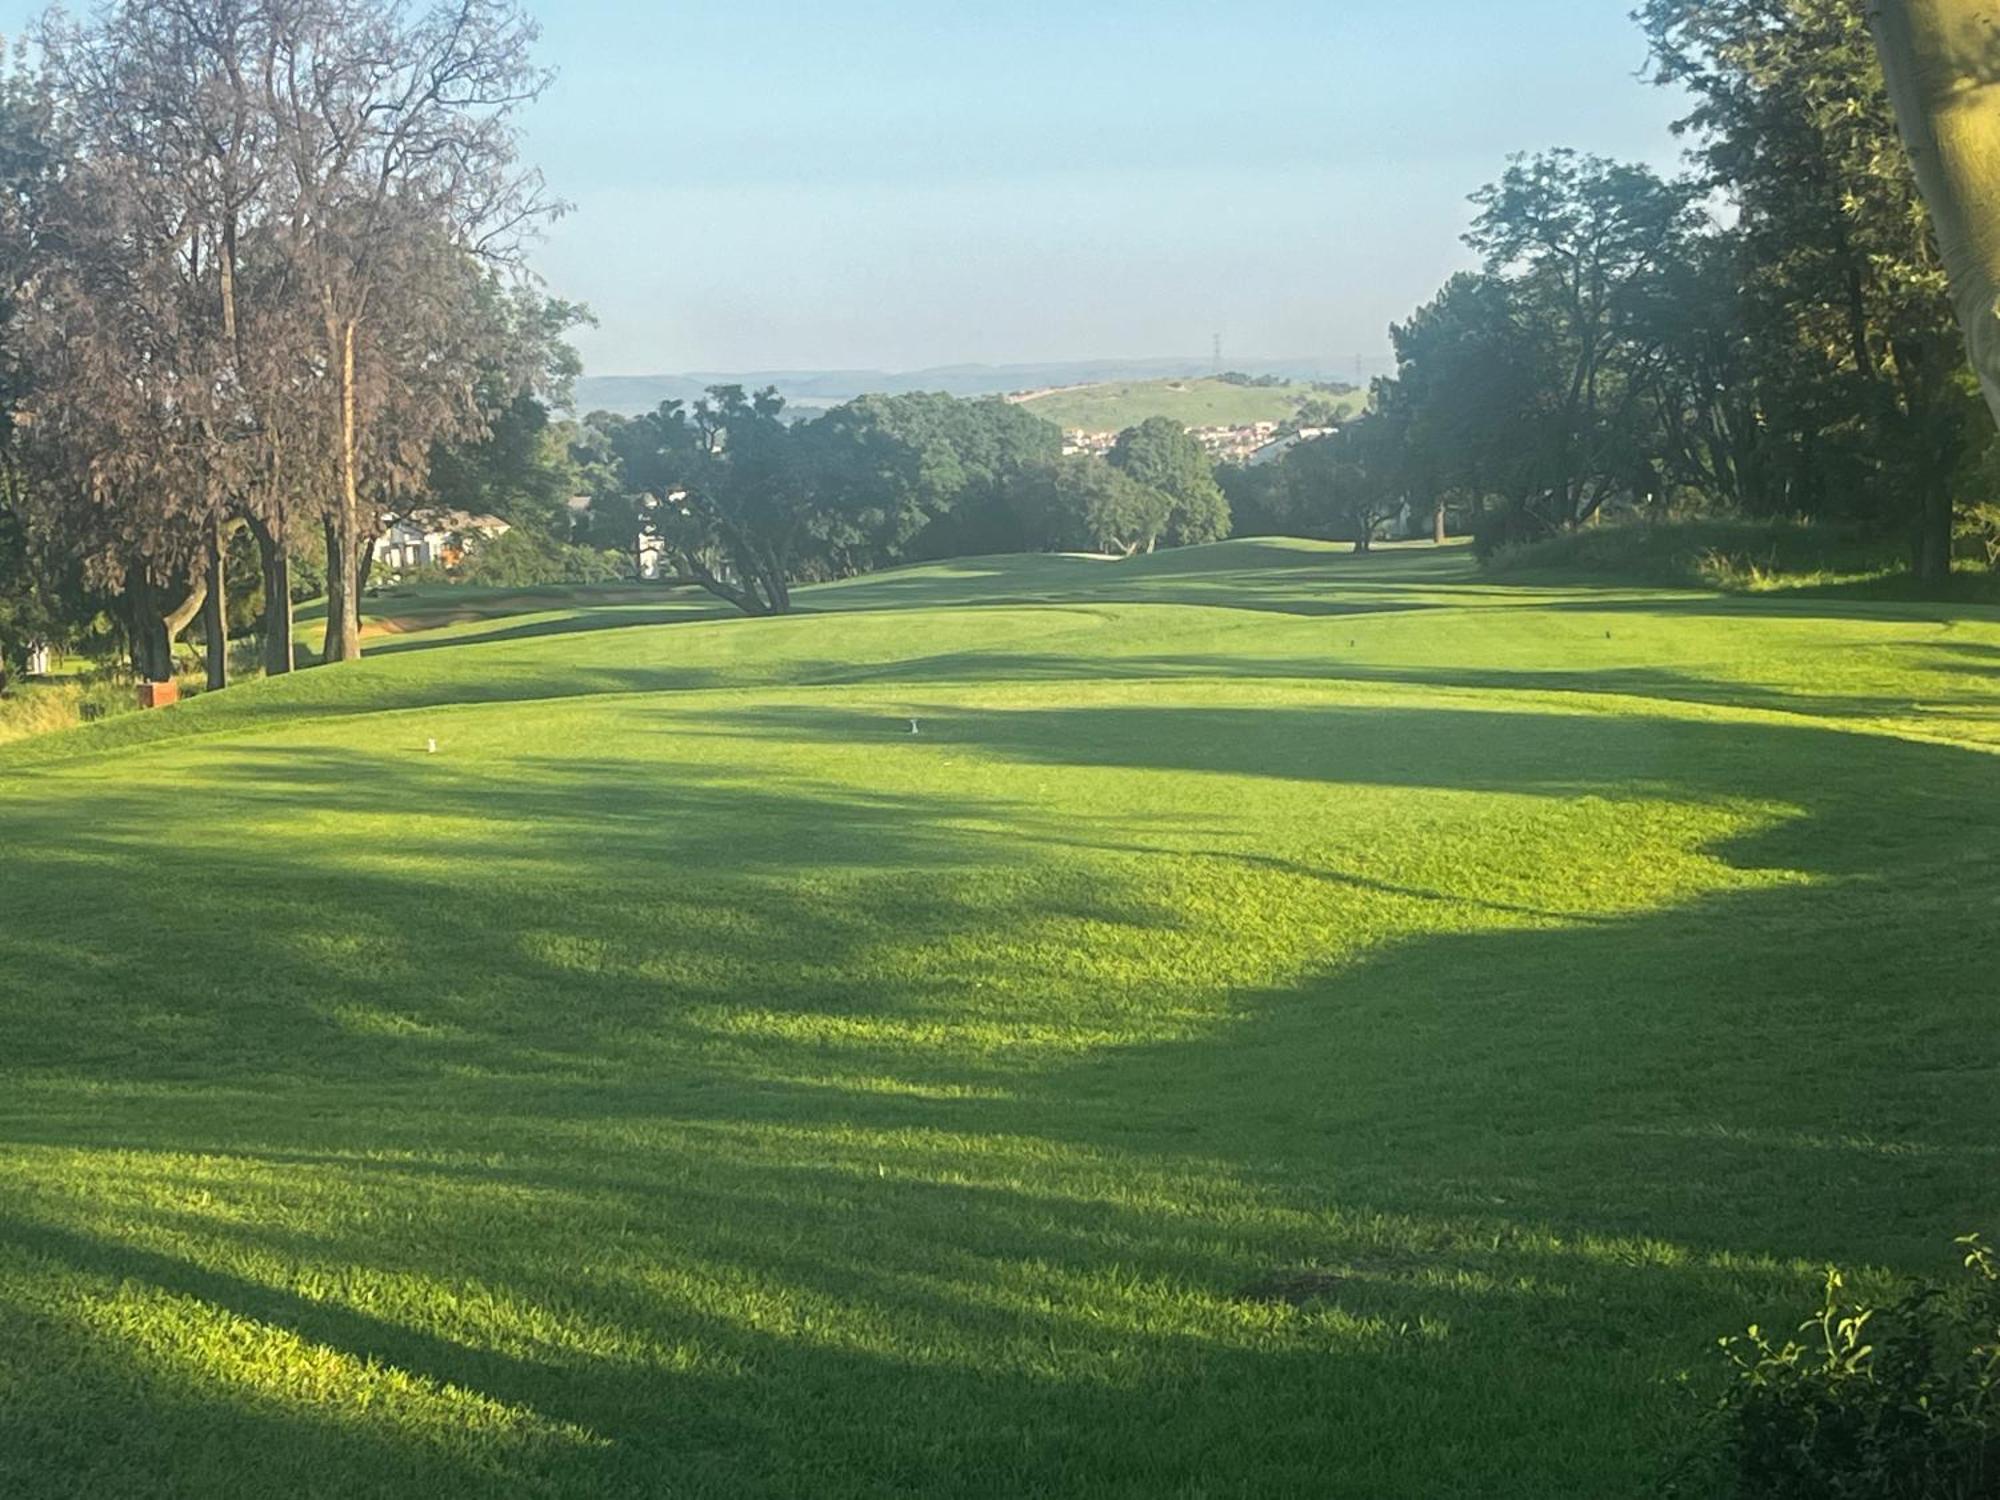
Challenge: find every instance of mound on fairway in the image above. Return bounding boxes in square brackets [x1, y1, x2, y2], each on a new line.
[2, 539, 1997, 1497]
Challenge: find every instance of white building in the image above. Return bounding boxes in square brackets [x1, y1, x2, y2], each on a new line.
[372, 510, 512, 573]
[1246, 427, 1339, 467]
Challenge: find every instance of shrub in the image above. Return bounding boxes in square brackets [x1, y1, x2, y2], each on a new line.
[1956, 503, 2000, 571]
[455, 530, 630, 588]
[1672, 1237, 2000, 1498]
[1485, 517, 1894, 589]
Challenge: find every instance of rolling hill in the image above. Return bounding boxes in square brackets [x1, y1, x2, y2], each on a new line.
[1014, 376, 1366, 433]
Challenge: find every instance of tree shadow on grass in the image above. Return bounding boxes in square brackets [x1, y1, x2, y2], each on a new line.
[1, 698, 1998, 1494]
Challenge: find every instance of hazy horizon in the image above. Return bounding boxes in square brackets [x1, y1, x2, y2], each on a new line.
[0, 1, 1691, 378]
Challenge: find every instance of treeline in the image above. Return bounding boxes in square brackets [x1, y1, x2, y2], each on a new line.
[554, 397, 1234, 615]
[1306, 1, 1997, 584]
[0, 0, 574, 690]
[6, 0, 1987, 692]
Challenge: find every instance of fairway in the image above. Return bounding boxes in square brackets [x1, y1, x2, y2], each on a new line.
[3, 540, 1998, 1496]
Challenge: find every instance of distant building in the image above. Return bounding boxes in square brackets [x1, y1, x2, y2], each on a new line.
[1246, 427, 1339, 467]
[1062, 430, 1119, 458]
[372, 509, 512, 574]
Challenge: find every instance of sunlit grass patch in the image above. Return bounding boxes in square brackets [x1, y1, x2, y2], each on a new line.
[1, 541, 1998, 1494]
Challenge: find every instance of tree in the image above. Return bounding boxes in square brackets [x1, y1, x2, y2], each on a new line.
[1016, 456, 1173, 555]
[601, 387, 814, 617]
[258, 0, 561, 663]
[1387, 272, 1548, 544]
[1108, 417, 1231, 546]
[1464, 150, 1702, 535]
[1871, 1, 2000, 429]
[1282, 422, 1404, 553]
[19, 0, 566, 682]
[817, 392, 1062, 564]
[1643, 0, 1977, 583]
[420, 289, 591, 541]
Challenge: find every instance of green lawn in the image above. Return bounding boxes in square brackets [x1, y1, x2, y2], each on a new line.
[3, 538, 1997, 1496]
[1016, 377, 1364, 432]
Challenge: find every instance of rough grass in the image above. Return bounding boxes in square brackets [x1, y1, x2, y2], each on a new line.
[3, 538, 1998, 1497]
[0, 668, 209, 747]
[1015, 377, 1363, 432]
[1485, 517, 1909, 592]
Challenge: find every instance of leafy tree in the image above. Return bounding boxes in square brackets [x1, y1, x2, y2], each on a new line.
[599, 386, 818, 616]
[1463, 150, 1702, 537]
[1108, 417, 1231, 545]
[1216, 462, 1291, 538]
[1281, 421, 1404, 553]
[1387, 272, 1548, 543]
[1016, 456, 1173, 555]
[820, 392, 1061, 563]
[1643, 0, 1978, 582]
[453, 528, 626, 588]
[424, 291, 591, 544]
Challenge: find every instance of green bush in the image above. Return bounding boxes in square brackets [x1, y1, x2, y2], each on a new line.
[1673, 1237, 2000, 1498]
[1485, 518, 1895, 589]
[455, 530, 630, 588]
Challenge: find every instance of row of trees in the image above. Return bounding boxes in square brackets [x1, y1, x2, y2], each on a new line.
[562, 395, 1238, 615]
[1259, 0, 1998, 585]
[0, 0, 575, 688]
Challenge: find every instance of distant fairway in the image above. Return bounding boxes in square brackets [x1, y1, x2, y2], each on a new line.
[1015, 377, 1364, 432]
[3, 539, 1998, 1496]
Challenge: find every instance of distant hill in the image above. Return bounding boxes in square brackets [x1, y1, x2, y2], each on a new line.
[1016, 377, 1366, 434]
[573, 357, 1369, 418]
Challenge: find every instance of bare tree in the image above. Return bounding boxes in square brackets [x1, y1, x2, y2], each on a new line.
[259, 0, 559, 662]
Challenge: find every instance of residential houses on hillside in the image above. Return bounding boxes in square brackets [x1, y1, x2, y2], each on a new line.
[1062, 420, 1340, 465]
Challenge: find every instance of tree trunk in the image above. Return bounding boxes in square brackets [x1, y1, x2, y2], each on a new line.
[321, 311, 364, 663]
[250, 513, 294, 677]
[1914, 468, 1957, 585]
[163, 578, 207, 648]
[322, 513, 353, 664]
[127, 575, 173, 683]
[1872, 1, 2000, 426]
[1433, 503, 1448, 545]
[202, 519, 229, 692]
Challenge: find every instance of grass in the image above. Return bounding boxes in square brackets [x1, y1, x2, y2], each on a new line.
[2, 537, 1998, 1496]
[1483, 515, 1936, 594]
[0, 665, 212, 748]
[1015, 377, 1364, 432]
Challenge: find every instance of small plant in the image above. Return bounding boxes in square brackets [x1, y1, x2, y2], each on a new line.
[1673, 1237, 2000, 1498]
[1956, 503, 2000, 572]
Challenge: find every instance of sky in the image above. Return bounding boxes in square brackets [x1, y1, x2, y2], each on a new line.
[0, 1, 1691, 378]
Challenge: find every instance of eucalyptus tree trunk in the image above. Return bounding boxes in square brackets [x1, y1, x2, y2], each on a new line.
[201, 519, 229, 691]
[320, 311, 364, 664]
[1872, 1, 2000, 426]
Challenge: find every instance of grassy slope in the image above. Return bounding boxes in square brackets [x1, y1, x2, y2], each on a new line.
[2, 539, 1998, 1497]
[1016, 377, 1364, 432]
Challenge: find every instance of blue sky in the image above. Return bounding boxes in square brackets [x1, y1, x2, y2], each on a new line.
[2, 2, 1688, 376]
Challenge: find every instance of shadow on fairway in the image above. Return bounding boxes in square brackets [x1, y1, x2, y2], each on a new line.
[2, 696, 1998, 1495]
